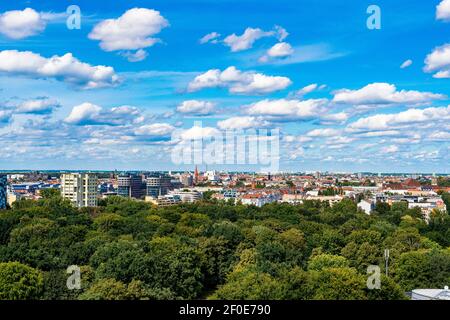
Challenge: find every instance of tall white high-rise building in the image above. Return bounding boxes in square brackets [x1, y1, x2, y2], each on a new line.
[61, 173, 98, 207]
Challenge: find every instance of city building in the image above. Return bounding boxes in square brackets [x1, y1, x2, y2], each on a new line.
[0, 175, 7, 209]
[117, 174, 145, 199]
[357, 199, 375, 215]
[239, 192, 281, 207]
[61, 173, 98, 207]
[206, 170, 220, 182]
[411, 286, 450, 300]
[146, 175, 172, 198]
[168, 190, 202, 203]
[145, 194, 182, 207]
[194, 166, 199, 184]
[180, 174, 194, 187]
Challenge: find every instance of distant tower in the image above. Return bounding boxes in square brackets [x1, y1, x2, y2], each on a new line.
[194, 166, 199, 184]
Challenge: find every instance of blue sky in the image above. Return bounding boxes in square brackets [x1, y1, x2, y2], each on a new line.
[0, 0, 449, 173]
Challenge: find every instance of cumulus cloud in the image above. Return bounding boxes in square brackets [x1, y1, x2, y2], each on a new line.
[306, 128, 341, 137]
[176, 100, 216, 116]
[333, 83, 445, 105]
[424, 44, 450, 78]
[347, 106, 450, 132]
[289, 83, 326, 98]
[260, 42, 294, 62]
[121, 49, 148, 62]
[428, 131, 450, 141]
[217, 116, 270, 130]
[88, 8, 169, 61]
[134, 123, 175, 136]
[400, 59, 413, 69]
[437, 0, 450, 21]
[244, 98, 329, 120]
[223, 27, 275, 52]
[267, 42, 294, 57]
[0, 50, 119, 89]
[179, 125, 222, 140]
[0, 8, 47, 39]
[187, 66, 291, 94]
[15, 98, 61, 114]
[0, 110, 13, 124]
[274, 25, 289, 41]
[199, 32, 221, 44]
[65, 103, 143, 126]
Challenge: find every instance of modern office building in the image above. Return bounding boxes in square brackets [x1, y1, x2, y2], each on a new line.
[117, 174, 145, 199]
[61, 173, 98, 207]
[180, 174, 194, 187]
[0, 175, 7, 209]
[168, 190, 202, 203]
[146, 175, 173, 198]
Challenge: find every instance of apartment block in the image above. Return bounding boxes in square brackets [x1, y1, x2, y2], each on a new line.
[61, 173, 98, 207]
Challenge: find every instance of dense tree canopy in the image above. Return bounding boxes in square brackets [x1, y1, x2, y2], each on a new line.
[0, 193, 448, 300]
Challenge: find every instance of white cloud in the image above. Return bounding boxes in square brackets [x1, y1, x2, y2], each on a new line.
[306, 128, 341, 137]
[283, 135, 313, 144]
[433, 70, 450, 78]
[0, 50, 119, 89]
[65, 103, 101, 125]
[400, 59, 413, 69]
[437, 0, 450, 21]
[134, 123, 175, 136]
[325, 136, 355, 145]
[65, 103, 143, 126]
[424, 44, 450, 78]
[289, 83, 321, 98]
[187, 66, 291, 94]
[199, 32, 221, 44]
[428, 131, 450, 141]
[217, 116, 270, 130]
[0, 8, 46, 39]
[381, 145, 399, 154]
[347, 106, 450, 132]
[244, 98, 330, 120]
[321, 112, 349, 123]
[355, 130, 402, 138]
[333, 83, 445, 105]
[274, 25, 289, 41]
[267, 42, 294, 57]
[16, 98, 60, 114]
[176, 100, 216, 115]
[260, 42, 294, 62]
[223, 27, 275, 52]
[179, 126, 222, 140]
[299, 84, 318, 95]
[88, 8, 169, 60]
[121, 49, 148, 62]
[0, 110, 13, 124]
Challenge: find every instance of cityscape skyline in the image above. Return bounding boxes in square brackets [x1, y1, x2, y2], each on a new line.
[0, 168, 450, 175]
[0, 0, 449, 173]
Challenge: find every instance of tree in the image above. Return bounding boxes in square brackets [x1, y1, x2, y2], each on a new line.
[79, 278, 129, 300]
[365, 274, 407, 300]
[90, 240, 145, 283]
[309, 267, 367, 300]
[0, 262, 43, 300]
[210, 268, 284, 300]
[40, 188, 61, 199]
[280, 267, 314, 300]
[199, 237, 236, 288]
[308, 254, 349, 271]
[392, 249, 450, 291]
